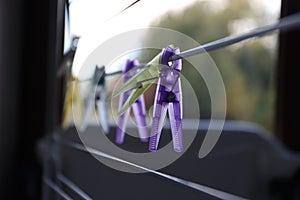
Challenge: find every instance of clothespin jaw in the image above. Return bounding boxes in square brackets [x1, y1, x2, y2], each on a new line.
[80, 65, 106, 132]
[116, 59, 148, 144]
[110, 54, 161, 116]
[149, 46, 183, 152]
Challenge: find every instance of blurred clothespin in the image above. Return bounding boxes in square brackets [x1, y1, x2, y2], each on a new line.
[95, 71, 109, 134]
[149, 46, 183, 152]
[62, 75, 83, 129]
[80, 66, 109, 134]
[61, 37, 82, 130]
[116, 59, 148, 144]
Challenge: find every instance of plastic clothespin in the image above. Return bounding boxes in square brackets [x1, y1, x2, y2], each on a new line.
[149, 46, 183, 152]
[116, 59, 148, 144]
[80, 66, 108, 133]
[95, 71, 109, 134]
[62, 75, 83, 129]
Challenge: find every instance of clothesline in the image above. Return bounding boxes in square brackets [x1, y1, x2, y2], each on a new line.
[57, 173, 93, 200]
[58, 138, 248, 200]
[44, 178, 73, 200]
[92, 12, 300, 76]
[170, 12, 300, 61]
[71, 12, 300, 81]
[105, 0, 142, 22]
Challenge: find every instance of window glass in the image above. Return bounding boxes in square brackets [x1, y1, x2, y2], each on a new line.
[63, 0, 281, 132]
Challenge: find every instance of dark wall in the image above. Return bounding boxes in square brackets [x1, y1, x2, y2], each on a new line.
[0, 0, 64, 199]
[276, 0, 300, 152]
[0, 0, 24, 198]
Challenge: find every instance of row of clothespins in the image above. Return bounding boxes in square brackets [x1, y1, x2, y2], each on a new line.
[60, 12, 300, 153]
[61, 45, 184, 152]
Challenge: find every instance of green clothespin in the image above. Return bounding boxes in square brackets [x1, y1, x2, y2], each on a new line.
[110, 52, 163, 115]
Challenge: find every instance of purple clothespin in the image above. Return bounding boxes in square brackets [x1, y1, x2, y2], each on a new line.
[149, 46, 183, 152]
[116, 59, 148, 144]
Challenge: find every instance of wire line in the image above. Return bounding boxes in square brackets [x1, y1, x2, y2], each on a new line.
[170, 12, 300, 61]
[59, 139, 248, 200]
[92, 12, 300, 80]
[44, 178, 73, 200]
[57, 173, 93, 200]
[105, 0, 142, 22]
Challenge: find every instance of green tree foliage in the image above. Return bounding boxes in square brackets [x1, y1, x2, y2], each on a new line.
[147, 0, 276, 131]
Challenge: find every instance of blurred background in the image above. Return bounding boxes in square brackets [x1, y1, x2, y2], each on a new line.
[68, 0, 280, 132]
[1, 0, 300, 199]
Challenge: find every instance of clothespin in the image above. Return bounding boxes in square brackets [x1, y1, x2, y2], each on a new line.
[116, 59, 148, 144]
[110, 53, 161, 116]
[149, 46, 183, 152]
[62, 75, 83, 129]
[80, 65, 109, 133]
[61, 37, 83, 130]
[95, 71, 109, 134]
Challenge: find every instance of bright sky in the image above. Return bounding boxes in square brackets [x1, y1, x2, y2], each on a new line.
[68, 0, 281, 78]
[69, 0, 199, 36]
